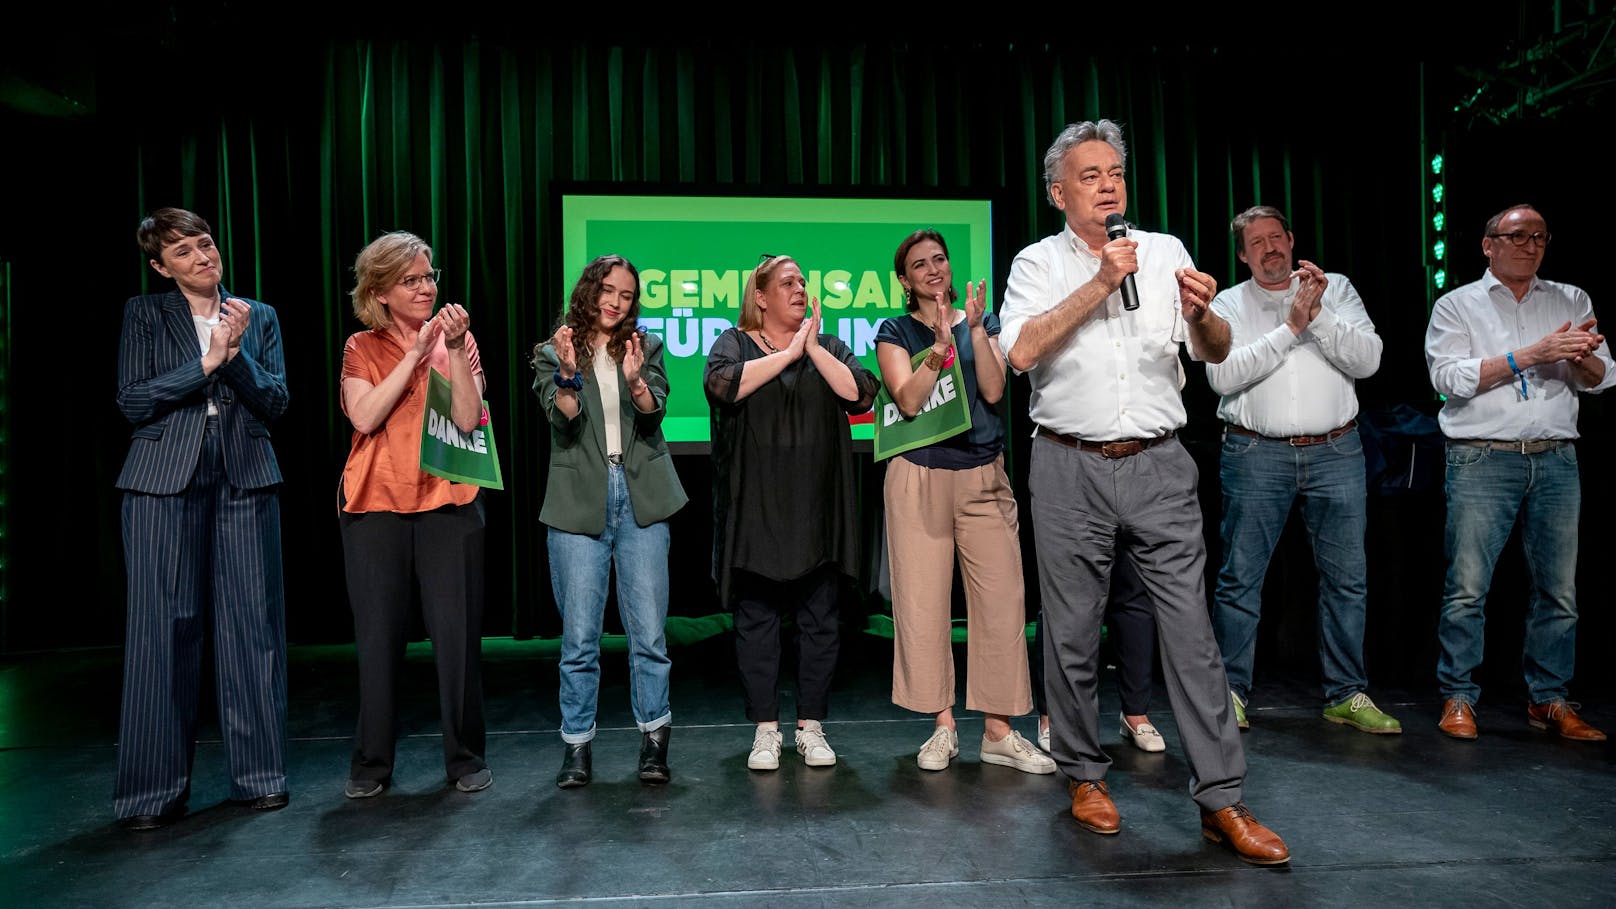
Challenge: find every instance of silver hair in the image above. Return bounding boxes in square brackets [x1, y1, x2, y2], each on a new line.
[1043, 120, 1127, 206]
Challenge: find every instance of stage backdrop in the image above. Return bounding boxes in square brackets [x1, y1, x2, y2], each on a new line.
[12, 23, 1609, 698]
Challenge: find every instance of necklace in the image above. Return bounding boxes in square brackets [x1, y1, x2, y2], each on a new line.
[756, 331, 782, 352]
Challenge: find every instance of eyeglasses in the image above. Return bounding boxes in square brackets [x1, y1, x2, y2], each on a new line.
[1486, 231, 1551, 248]
[399, 269, 441, 291]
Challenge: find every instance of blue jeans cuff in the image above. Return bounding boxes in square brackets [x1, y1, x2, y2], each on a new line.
[560, 724, 597, 745]
[637, 712, 672, 734]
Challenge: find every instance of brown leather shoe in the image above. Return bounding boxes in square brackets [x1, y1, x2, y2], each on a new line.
[1527, 701, 1607, 742]
[1068, 780, 1120, 835]
[1200, 802, 1290, 865]
[1438, 699, 1478, 740]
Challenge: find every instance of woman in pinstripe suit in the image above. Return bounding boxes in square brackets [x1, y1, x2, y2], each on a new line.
[114, 208, 291, 830]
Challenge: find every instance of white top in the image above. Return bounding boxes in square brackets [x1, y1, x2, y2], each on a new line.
[593, 344, 623, 457]
[1425, 269, 1613, 440]
[1205, 274, 1381, 436]
[192, 314, 221, 417]
[999, 225, 1195, 440]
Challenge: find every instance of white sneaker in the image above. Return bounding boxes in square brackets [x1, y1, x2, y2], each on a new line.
[795, 720, 837, 767]
[748, 726, 783, 771]
[1119, 713, 1167, 753]
[916, 726, 959, 771]
[1038, 723, 1051, 754]
[979, 730, 1057, 774]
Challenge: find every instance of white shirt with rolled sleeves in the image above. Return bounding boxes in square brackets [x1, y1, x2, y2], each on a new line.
[1205, 275, 1381, 437]
[999, 225, 1196, 441]
[1425, 270, 1614, 441]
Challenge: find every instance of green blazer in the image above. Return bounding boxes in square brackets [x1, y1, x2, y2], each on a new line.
[533, 332, 687, 535]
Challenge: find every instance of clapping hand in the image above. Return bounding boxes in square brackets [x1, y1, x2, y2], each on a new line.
[965, 280, 987, 328]
[437, 303, 470, 350]
[623, 332, 645, 384]
[552, 325, 578, 379]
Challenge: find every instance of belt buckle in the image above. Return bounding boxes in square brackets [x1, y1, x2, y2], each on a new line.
[1099, 441, 1132, 459]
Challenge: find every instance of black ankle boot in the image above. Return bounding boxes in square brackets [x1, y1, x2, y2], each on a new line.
[556, 741, 592, 789]
[638, 726, 671, 784]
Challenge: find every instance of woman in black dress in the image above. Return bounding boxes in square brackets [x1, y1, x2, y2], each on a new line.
[704, 254, 878, 771]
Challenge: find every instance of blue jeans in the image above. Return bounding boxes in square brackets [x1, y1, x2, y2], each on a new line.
[1213, 427, 1369, 706]
[549, 464, 672, 744]
[1438, 442, 1580, 706]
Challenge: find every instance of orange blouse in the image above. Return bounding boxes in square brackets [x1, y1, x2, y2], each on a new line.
[340, 328, 484, 514]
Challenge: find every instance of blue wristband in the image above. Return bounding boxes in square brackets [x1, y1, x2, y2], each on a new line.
[1506, 352, 1528, 399]
[554, 369, 584, 391]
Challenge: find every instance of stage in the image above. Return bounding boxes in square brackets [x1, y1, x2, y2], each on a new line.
[3, 633, 1613, 908]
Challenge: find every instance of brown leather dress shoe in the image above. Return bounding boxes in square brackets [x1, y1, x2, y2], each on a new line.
[1068, 779, 1120, 835]
[1438, 699, 1478, 740]
[1200, 802, 1290, 865]
[1527, 701, 1607, 742]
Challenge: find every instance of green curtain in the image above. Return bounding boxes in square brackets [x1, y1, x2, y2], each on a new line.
[23, 36, 1429, 647]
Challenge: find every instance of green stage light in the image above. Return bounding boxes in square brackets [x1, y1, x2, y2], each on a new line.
[1432, 183, 1445, 203]
[1433, 212, 1445, 231]
[1435, 269, 1447, 289]
[1431, 154, 1444, 175]
[1434, 241, 1446, 261]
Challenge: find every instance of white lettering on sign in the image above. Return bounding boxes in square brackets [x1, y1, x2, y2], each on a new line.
[427, 409, 488, 454]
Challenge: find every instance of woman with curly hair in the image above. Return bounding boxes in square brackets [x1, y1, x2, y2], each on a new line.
[533, 254, 687, 788]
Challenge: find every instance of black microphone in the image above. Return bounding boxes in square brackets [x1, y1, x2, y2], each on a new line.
[1105, 213, 1141, 311]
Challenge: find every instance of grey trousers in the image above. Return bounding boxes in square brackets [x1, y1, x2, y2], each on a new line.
[1029, 435, 1246, 812]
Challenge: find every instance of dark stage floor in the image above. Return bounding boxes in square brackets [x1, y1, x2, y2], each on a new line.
[3, 632, 1614, 908]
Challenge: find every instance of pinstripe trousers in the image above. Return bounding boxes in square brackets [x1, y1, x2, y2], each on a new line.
[116, 418, 288, 818]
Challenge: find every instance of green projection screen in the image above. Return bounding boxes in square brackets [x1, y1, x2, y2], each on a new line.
[560, 193, 994, 445]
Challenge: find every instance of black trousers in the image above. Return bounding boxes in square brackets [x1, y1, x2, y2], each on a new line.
[1031, 555, 1156, 717]
[732, 566, 841, 722]
[340, 499, 487, 782]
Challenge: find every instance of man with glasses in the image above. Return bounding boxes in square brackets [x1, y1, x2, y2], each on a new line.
[1000, 120, 1288, 864]
[1205, 206, 1399, 737]
[1425, 204, 1611, 742]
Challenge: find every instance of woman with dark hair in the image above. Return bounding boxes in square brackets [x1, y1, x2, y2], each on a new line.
[532, 254, 687, 788]
[114, 207, 290, 829]
[877, 229, 1054, 774]
[704, 254, 879, 771]
[338, 230, 491, 799]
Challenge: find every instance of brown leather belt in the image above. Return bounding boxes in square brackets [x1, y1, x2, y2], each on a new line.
[1453, 438, 1567, 454]
[1224, 420, 1356, 447]
[1037, 426, 1174, 459]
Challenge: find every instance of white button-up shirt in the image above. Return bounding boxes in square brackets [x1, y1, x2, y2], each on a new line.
[1205, 275, 1381, 437]
[1425, 269, 1614, 440]
[1000, 226, 1195, 440]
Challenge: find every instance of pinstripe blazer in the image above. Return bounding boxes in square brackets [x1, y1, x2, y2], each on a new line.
[115, 286, 289, 495]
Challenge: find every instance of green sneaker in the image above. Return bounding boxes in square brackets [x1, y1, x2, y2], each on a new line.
[1231, 690, 1249, 731]
[1323, 693, 1403, 734]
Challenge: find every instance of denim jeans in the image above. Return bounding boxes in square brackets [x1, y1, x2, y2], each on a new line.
[549, 464, 672, 744]
[1213, 427, 1369, 706]
[1438, 442, 1580, 706]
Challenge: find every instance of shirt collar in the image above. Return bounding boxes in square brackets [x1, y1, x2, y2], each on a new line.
[1482, 267, 1542, 301]
[1063, 223, 1100, 261]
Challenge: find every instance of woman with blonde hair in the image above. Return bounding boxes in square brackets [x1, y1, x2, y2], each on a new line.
[337, 230, 491, 798]
[704, 254, 879, 771]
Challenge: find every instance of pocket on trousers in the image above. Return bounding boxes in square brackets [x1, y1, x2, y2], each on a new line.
[1221, 433, 1258, 457]
[1444, 443, 1489, 469]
